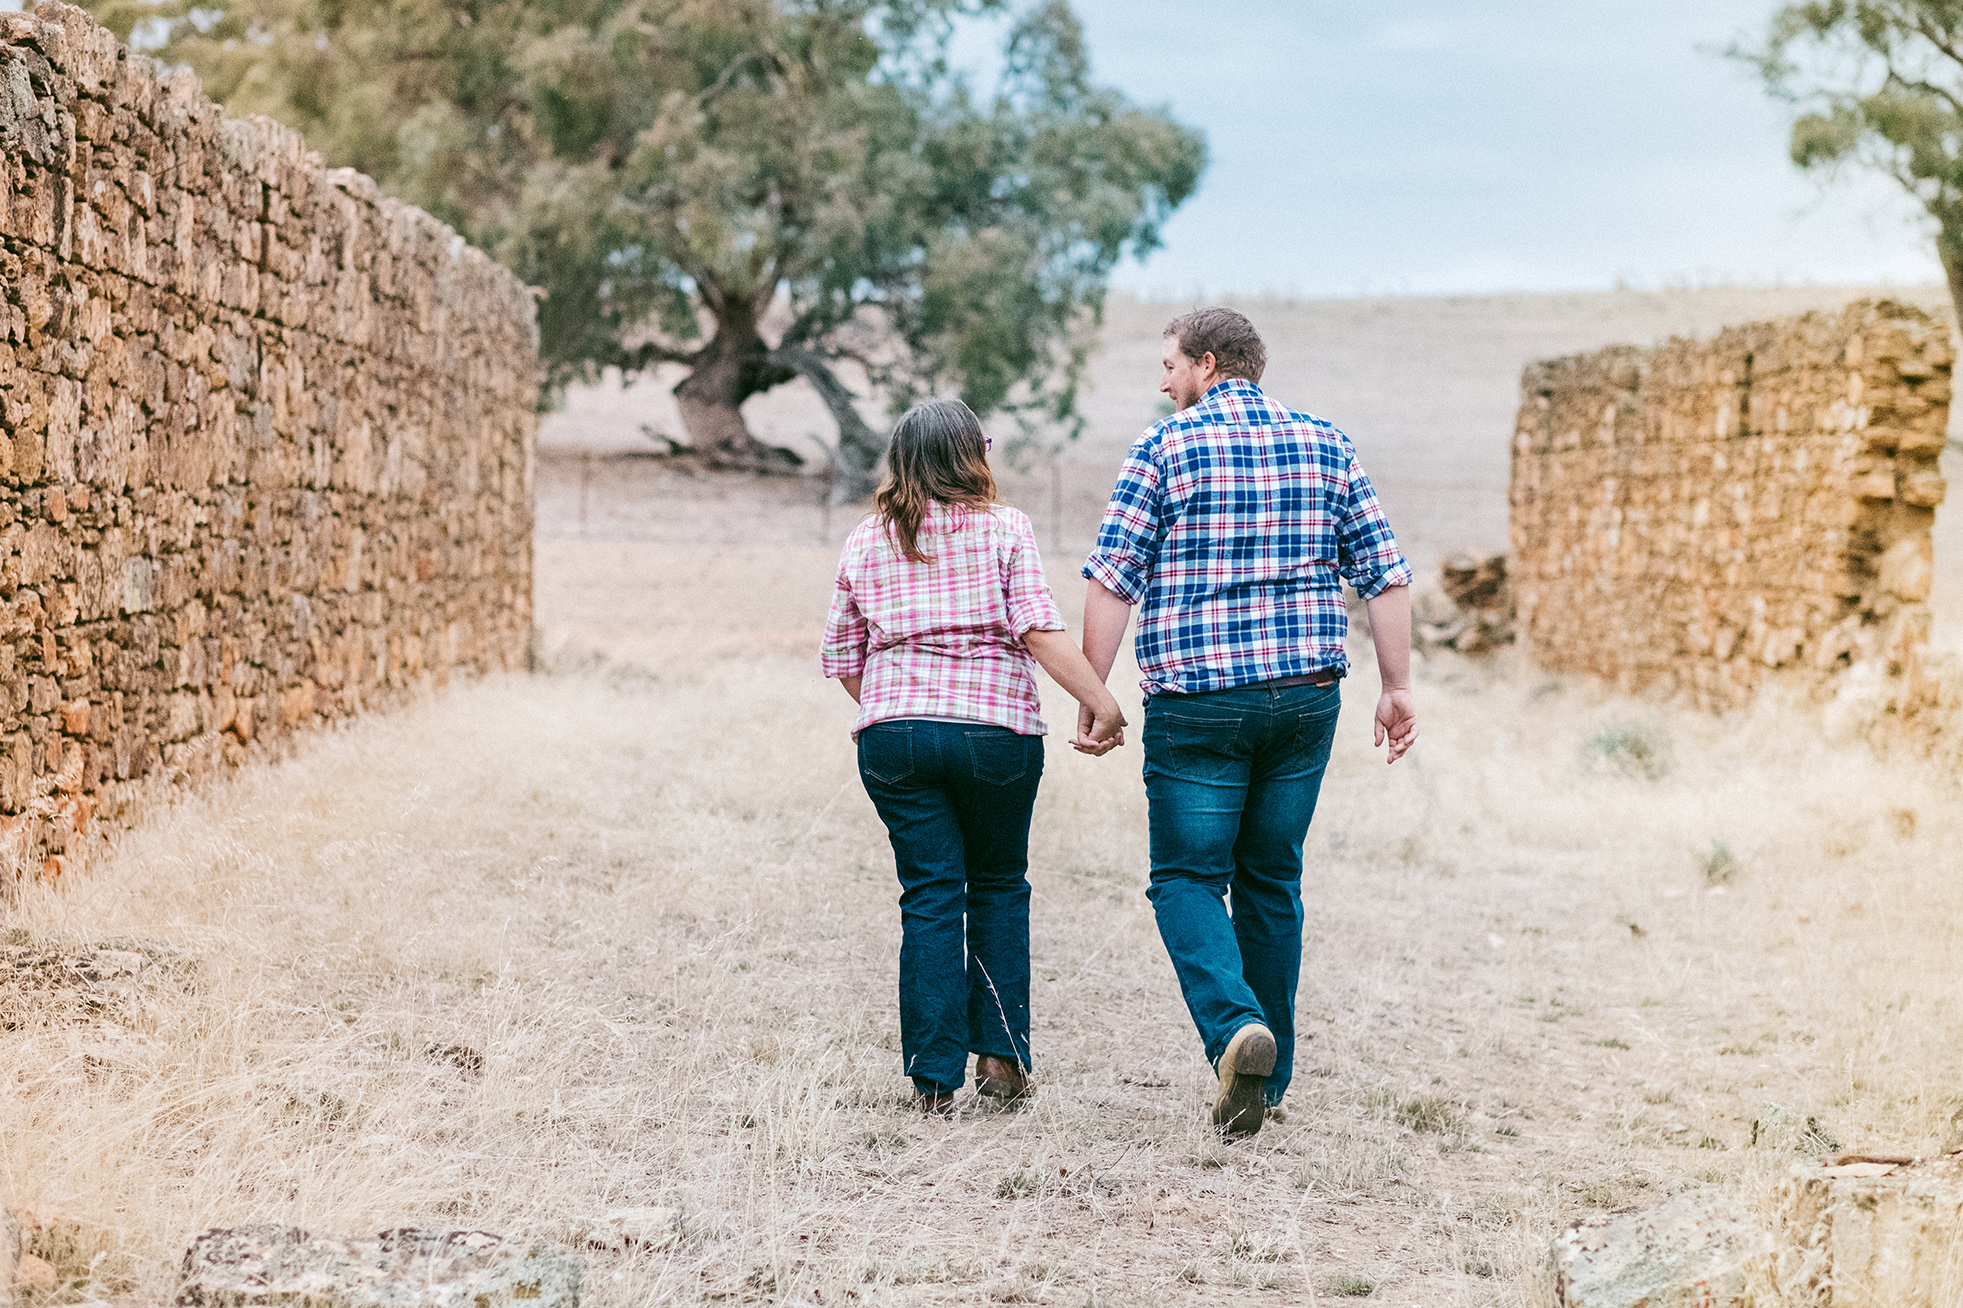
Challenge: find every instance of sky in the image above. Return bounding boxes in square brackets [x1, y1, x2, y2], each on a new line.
[958, 1, 1946, 299]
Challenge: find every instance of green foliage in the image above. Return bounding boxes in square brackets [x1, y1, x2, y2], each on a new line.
[1325, 1273, 1377, 1298]
[1736, 3, 1963, 314]
[82, 0, 1204, 489]
[1583, 721, 1674, 780]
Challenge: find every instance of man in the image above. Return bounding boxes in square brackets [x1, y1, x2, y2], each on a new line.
[1076, 307, 1417, 1138]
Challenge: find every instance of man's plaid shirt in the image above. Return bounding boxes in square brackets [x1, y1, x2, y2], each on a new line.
[1082, 378, 1413, 698]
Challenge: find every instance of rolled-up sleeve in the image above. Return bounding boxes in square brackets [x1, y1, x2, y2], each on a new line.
[1335, 446, 1414, 600]
[1081, 440, 1164, 605]
[1003, 514, 1067, 637]
[820, 567, 869, 677]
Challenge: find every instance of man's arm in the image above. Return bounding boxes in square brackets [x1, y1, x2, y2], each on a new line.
[1074, 580, 1135, 754]
[1364, 584, 1416, 763]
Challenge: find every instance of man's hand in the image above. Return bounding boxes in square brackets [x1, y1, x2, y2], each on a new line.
[1373, 688, 1417, 764]
[1072, 701, 1126, 756]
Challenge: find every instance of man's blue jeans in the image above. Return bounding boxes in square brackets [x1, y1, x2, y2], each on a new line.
[857, 720, 1044, 1096]
[1142, 681, 1340, 1105]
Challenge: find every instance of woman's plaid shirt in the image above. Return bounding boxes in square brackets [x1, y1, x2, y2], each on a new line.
[822, 503, 1067, 736]
[1082, 378, 1413, 698]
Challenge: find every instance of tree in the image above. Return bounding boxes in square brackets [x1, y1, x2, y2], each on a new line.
[84, 0, 1205, 498]
[1738, 2, 1963, 324]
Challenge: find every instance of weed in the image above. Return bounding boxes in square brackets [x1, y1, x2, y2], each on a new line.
[1589, 1036, 1631, 1050]
[995, 1171, 1034, 1199]
[1326, 1273, 1376, 1297]
[1585, 722, 1673, 779]
[1396, 1095, 1465, 1134]
[1702, 841, 1739, 885]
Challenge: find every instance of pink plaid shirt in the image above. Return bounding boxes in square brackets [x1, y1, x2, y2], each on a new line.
[822, 503, 1067, 737]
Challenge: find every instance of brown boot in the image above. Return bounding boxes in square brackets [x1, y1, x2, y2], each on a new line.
[1211, 1022, 1276, 1138]
[915, 1090, 956, 1117]
[975, 1055, 1033, 1101]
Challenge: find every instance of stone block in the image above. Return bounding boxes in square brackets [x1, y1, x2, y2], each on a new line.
[1766, 1153, 1963, 1306]
[174, 1225, 581, 1308]
[1544, 1190, 1769, 1307]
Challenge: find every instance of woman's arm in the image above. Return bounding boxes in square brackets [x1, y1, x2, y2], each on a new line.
[839, 674, 863, 703]
[1023, 629, 1126, 747]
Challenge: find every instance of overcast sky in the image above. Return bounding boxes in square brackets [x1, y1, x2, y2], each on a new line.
[961, 1, 1944, 298]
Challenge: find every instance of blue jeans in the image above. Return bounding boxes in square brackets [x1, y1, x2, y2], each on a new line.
[857, 720, 1044, 1095]
[1142, 682, 1340, 1105]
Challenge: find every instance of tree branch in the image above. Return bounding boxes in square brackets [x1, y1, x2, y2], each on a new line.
[770, 344, 886, 503]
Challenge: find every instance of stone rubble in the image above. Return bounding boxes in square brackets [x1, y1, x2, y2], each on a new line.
[0, 3, 538, 889]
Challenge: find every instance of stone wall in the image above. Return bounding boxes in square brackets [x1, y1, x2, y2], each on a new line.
[0, 4, 538, 886]
[1509, 299, 1949, 711]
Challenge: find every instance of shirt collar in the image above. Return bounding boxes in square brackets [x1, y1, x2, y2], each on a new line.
[1200, 377, 1263, 404]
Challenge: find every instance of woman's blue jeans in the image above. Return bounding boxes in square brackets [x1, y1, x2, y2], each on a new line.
[857, 719, 1044, 1095]
[1142, 681, 1340, 1106]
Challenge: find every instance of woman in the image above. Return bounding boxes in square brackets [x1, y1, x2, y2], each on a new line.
[821, 399, 1126, 1114]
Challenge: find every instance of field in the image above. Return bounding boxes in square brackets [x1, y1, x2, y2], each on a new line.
[4, 289, 1962, 1307]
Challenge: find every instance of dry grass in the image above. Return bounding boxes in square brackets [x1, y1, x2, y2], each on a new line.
[6, 285, 1963, 1305]
[4, 515, 1962, 1305]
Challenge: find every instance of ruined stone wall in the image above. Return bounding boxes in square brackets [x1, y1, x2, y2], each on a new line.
[0, 5, 538, 885]
[1509, 300, 1948, 710]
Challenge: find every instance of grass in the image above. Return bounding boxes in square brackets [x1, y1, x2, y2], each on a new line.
[2, 476, 1962, 1305]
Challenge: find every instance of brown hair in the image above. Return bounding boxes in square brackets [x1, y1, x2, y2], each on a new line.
[874, 399, 997, 563]
[1164, 306, 1268, 382]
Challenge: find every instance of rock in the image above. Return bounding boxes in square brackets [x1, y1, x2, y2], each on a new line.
[174, 1225, 580, 1308]
[1545, 1190, 1770, 1307]
[1766, 1151, 1963, 1305]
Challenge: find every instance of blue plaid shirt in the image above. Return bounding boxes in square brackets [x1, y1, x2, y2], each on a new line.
[1082, 378, 1413, 697]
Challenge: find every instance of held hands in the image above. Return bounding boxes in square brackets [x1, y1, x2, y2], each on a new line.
[1374, 687, 1418, 764]
[1071, 698, 1127, 756]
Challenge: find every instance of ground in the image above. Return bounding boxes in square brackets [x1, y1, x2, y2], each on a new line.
[3, 289, 1962, 1308]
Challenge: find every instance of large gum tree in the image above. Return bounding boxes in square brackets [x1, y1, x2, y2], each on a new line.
[1739, 2, 1963, 324]
[88, 0, 1205, 499]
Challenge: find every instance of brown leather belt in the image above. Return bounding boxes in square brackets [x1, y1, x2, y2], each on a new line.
[1256, 670, 1342, 689]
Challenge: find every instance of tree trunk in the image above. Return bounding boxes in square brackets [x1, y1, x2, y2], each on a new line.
[1938, 218, 1963, 343]
[771, 344, 887, 503]
[673, 306, 800, 473]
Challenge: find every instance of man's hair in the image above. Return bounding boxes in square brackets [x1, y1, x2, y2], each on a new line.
[1164, 307, 1267, 382]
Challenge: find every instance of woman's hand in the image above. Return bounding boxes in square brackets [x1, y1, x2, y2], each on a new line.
[1023, 629, 1128, 757]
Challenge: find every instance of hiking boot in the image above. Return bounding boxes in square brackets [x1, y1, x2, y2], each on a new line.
[975, 1055, 1033, 1101]
[915, 1090, 956, 1118]
[1211, 1022, 1276, 1138]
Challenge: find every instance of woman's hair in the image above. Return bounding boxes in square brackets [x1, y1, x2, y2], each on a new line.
[873, 399, 997, 563]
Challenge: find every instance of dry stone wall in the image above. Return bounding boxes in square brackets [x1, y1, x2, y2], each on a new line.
[1509, 300, 1949, 711]
[0, 4, 538, 886]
